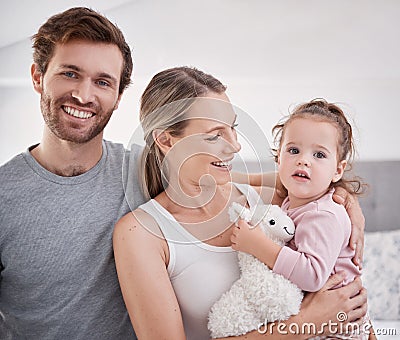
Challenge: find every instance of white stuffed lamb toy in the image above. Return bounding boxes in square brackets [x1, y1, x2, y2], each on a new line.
[208, 203, 303, 338]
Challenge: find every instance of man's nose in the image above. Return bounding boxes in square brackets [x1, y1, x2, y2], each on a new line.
[71, 79, 95, 104]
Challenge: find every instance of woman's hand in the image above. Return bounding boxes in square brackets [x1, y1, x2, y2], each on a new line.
[332, 187, 365, 268]
[217, 273, 368, 339]
[300, 273, 368, 332]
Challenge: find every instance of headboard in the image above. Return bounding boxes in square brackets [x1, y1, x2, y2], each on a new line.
[353, 161, 400, 232]
[233, 160, 400, 232]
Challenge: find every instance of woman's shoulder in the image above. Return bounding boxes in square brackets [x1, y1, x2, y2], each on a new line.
[114, 207, 165, 244]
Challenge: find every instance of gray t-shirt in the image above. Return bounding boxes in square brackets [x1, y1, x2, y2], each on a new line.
[0, 140, 145, 339]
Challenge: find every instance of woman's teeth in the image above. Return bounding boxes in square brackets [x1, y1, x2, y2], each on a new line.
[63, 106, 94, 119]
[212, 161, 230, 167]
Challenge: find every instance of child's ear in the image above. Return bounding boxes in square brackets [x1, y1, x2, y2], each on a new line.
[153, 129, 173, 154]
[332, 160, 347, 183]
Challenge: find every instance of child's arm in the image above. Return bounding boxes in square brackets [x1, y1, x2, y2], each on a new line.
[232, 171, 365, 267]
[231, 210, 347, 292]
[273, 210, 346, 292]
[230, 219, 282, 269]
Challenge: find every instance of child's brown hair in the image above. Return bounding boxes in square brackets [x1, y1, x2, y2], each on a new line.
[272, 98, 367, 195]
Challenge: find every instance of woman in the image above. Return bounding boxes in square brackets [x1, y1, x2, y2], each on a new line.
[113, 66, 367, 339]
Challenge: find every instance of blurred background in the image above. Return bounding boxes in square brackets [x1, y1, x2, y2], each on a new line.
[1, 0, 399, 164]
[1, 2, 400, 328]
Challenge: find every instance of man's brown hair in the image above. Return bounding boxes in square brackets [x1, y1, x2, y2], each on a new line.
[32, 7, 132, 94]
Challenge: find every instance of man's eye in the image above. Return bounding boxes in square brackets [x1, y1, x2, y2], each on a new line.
[64, 71, 76, 78]
[97, 80, 109, 87]
[288, 148, 299, 154]
[314, 151, 326, 159]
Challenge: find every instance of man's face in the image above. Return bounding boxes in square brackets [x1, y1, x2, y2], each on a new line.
[31, 40, 123, 143]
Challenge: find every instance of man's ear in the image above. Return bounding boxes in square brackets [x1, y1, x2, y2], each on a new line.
[114, 94, 122, 111]
[153, 129, 173, 154]
[332, 160, 347, 183]
[31, 63, 43, 94]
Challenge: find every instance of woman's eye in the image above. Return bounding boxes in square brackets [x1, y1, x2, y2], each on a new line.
[314, 151, 326, 159]
[288, 147, 299, 154]
[206, 134, 221, 142]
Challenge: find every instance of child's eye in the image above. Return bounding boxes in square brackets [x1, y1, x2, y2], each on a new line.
[288, 147, 299, 154]
[314, 151, 326, 159]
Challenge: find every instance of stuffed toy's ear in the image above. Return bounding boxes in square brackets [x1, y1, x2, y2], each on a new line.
[228, 202, 251, 225]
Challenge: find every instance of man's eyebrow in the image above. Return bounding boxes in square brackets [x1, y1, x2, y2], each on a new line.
[59, 64, 81, 72]
[59, 64, 118, 85]
[97, 72, 118, 85]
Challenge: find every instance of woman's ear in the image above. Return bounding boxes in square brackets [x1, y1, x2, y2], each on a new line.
[332, 160, 347, 183]
[31, 63, 43, 94]
[153, 129, 173, 154]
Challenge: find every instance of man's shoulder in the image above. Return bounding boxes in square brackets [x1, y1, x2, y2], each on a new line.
[0, 152, 26, 177]
[103, 140, 143, 157]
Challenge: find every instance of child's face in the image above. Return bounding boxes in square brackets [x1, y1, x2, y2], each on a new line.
[277, 117, 346, 208]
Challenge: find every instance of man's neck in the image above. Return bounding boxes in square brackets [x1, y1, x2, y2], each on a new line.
[31, 128, 104, 177]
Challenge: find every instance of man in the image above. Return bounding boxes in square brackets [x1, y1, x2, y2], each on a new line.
[0, 7, 145, 339]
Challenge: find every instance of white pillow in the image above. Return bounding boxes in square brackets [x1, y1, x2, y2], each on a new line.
[363, 229, 400, 320]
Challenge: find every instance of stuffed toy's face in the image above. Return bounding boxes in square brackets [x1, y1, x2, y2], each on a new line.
[263, 205, 295, 242]
[229, 202, 295, 243]
[250, 205, 295, 243]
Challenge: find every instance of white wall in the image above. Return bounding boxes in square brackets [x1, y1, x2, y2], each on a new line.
[1, 0, 399, 165]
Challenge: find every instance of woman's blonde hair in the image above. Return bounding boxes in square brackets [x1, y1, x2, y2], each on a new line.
[140, 66, 226, 199]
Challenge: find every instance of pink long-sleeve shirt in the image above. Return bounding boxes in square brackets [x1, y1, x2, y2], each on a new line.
[273, 188, 361, 292]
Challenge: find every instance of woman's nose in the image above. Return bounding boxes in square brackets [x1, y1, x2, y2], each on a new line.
[225, 129, 241, 153]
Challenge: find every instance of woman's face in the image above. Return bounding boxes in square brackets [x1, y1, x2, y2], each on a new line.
[164, 92, 241, 188]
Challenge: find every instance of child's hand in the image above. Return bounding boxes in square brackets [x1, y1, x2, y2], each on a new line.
[230, 219, 266, 256]
[231, 218, 283, 268]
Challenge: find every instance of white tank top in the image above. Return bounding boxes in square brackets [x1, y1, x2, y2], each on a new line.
[139, 183, 261, 339]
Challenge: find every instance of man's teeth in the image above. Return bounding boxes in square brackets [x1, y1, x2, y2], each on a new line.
[63, 106, 93, 119]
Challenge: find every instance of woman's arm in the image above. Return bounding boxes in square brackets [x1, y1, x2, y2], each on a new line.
[218, 273, 367, 339]
[231, 171, 287, 200]
[332, 187, 365, 268]
[113, 211, 186, 340]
